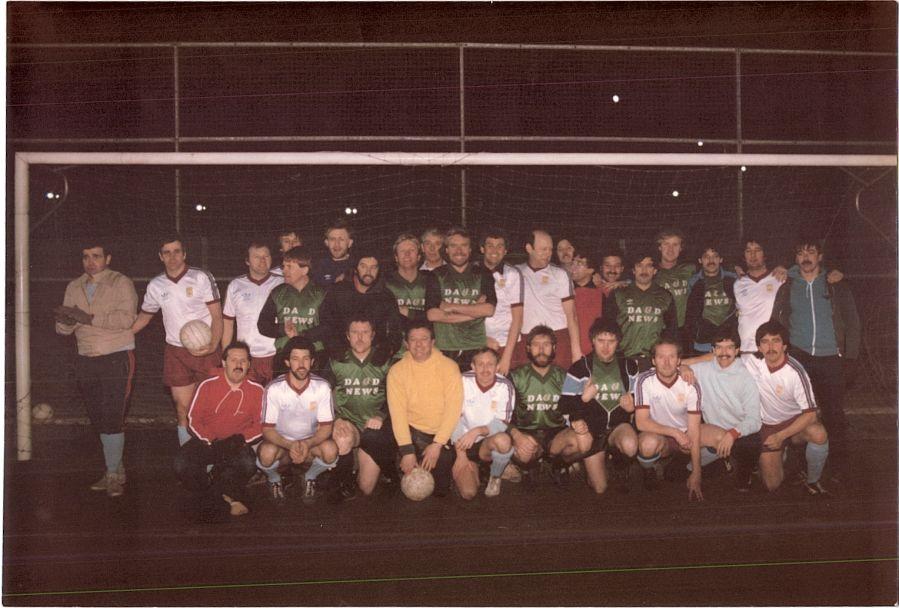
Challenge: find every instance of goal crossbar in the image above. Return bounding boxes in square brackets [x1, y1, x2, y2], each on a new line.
[13, 151, 897, 460]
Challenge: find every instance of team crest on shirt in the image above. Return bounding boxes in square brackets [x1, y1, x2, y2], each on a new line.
[766, 284, 774, 292]
[676, 393, 685, 403]
[490, 400, 498, 412]
[540, 275, 549, 284]
[774, 384, 784, 396]
[309, 400, 317, 411]
[498, 279, 506, 288]
[186, 287, 194, 297]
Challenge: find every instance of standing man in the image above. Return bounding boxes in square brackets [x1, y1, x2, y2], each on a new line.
[596, 247, 630, 294]
[320, 250, 405, 358]
[131, 235, 223, 446]
[426, 227, 497, 371]
[603, 250, 678, 373]
[387, 320, 463, 498]
[733, 237, 785, 354]
[385, 233, 429, 321]
[452, 347, 516, 499]
[633, 337, 705, 500]
[684, 241, 737, 354]
[654, 227, 696, 333]
[569, 250, 604, 356]
[256, 336, 339, 504]
[513, 229, 582, 370]
[555, 237, 577, 274]
[681, 327, 762, 492]
[560, 318, 638, 495]
[222, 240, 283, 384]
[420, 227, 446, 272]
[479, 227, 524, 375]
[271, 229, 302, 276]
[327, 316, 397, 500]
[743, 321, 830, 495]
[772, 238, 859, 474]
[55, 241, 137, 497]
[312, 219, 355, 287]
[257, 246, 329, 359]
[175, 342, 263, 520]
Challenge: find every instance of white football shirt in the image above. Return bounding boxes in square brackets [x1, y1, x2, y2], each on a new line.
[456, 371, 516, 442]
[734, 271, 784, 352]
[741, 354, 816, 425]
[516, 262, 575, 333]
[485, 263, 524, 347]
[141, 267, 220, 347]
[634, 370, 701, 433]
[223, 273, 283, 357]
[262, 374, 334, 441]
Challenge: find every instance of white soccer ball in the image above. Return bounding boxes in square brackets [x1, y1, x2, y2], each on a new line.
[179, 319, 212, 355]
[32, 403, 54, 423]
[401, 466, 435, 501]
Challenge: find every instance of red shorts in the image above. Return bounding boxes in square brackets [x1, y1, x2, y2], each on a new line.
[510, 328, 574, 370]
[248, 355, 274, 385]
[163, 344, 220, 387]
[760, 414, 801, 452]
[663, 435, 691, 456]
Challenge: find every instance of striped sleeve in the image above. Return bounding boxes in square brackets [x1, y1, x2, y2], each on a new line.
[633, 370, 652, 408]
[787, 357, 817, 411]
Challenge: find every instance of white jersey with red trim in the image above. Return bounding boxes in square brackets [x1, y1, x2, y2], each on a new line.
[516, 262, 574, 332]
[633, 370, 701, 433]
[458, 371, 516, 440]
[262, 373, 334, 441]
[734, 271, 784, 352]
[141, 266, 220, 347]
[741, 354, 816, 425]
[484, 263, 524, 347]
[223, 273, 283, 357]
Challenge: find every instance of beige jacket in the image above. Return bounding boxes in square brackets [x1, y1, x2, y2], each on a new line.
[56, 269, 138, 356]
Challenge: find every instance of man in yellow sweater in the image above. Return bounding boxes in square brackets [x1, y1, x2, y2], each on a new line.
[387, 319, 463, 497]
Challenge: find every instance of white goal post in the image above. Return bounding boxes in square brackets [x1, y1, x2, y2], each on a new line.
[13, 151, 896, 460]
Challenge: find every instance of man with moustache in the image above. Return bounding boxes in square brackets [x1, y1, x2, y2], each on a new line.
[256, 336, 339, 504]
[680, 327, 762, 492]
[478, 227, 523, 375]
[320, 250, 405, 358]
[684, 241, 737, 354]
[741, 321, 830, 495]
[426, 227, 497, 370]
[175, 342, 264, 520]
[771, 238, 858, 477]
[603, 250, 678, 373]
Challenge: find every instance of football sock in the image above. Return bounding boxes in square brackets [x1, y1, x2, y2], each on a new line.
[805, 441, 829, 484]
[257, 457, 282, 484]
[100, 433, 124, 474]
[305, 456, 336, 481]
[490, 448, 514, 478]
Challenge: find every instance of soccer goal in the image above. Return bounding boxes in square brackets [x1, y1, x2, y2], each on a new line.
[12, 151, 896, 460]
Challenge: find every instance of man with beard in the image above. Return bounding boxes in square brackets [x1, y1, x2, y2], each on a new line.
[560, 318, 637, 494]
[256, 336, 339, 504]
[603, 250, 678, 373]
[741, 321, 830, 495]
[680, 327, 762, 492]
[320, 251, 404, 359]
[426, 227, 497, 371]
[771, 238, 858, 478]
[175, 342, 264, 520]
[385, 233, 429, 321]
[508, 326, 580, 487]
[312, 220, 355, 287]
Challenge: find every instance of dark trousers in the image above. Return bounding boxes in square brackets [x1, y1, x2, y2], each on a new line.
[731, 432, 762, 478]
[791, 350, 847, 454]
[174, 436, 257, 504]
[75, 350, 135, 434]
[410, 427, 456, 494]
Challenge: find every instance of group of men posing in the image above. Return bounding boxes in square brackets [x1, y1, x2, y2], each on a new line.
[55, 220, 859, 519]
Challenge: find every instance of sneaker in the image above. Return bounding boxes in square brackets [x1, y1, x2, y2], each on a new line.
[302, 479, 318, 504]
[802, 480, 829, 497]
[327, 482, 358, 505]
[642, 465, 660, 491]
[90, 474, 109, 492]
[247, 470, 268, 487]
[105, 473, 124, 498]
[501, 463, 522, 483]
[484, 476, 502, 497]
[268, 481, 285, 502]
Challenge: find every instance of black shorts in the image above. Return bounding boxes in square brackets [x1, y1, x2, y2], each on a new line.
[464, 443, 485, 463]
[515, 426, 566, 454]
[358, 418, 397, 470]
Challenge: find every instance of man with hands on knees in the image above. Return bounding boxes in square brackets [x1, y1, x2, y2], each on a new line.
[633, 337, 705, 501]
[387, 319, 463, 497]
